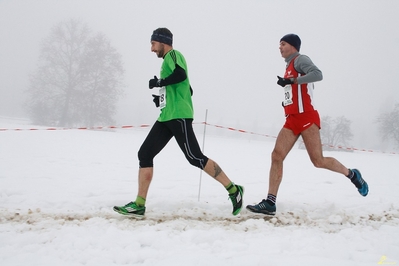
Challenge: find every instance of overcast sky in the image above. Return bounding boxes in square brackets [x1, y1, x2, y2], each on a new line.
[1, 0, 398, 149]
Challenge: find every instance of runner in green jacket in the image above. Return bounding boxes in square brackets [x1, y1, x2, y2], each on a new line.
[114, 28, 244, 219]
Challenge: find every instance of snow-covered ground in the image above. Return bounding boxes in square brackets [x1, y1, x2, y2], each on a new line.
[1, 117, 398, 266]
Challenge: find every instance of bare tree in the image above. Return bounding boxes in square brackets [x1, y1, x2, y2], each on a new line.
[27, 19, 124, 127]
[320, 115, 353, 151]
[79, 33, 124, 126]
[377, 103, 399, 148]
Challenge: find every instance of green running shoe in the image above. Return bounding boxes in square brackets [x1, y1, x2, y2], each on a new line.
[113, 201, 146, 219]
[229, 184, 244, 215]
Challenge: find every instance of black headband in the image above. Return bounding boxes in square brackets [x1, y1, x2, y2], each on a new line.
[151, 32, 173, 46]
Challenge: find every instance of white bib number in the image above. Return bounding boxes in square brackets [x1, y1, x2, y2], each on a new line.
[159, 87, 166, 109]
[283, 85, 293, 106]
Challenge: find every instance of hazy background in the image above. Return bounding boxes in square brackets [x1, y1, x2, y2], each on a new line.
[1, 0, 398, 150]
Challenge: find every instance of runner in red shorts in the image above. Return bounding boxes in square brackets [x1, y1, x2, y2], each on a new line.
[247, 34, 368, 216]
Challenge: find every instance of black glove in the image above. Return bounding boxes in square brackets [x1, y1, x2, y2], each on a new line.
[152, 94, 160, 107]
[149, 75, 162, 89]
[277, 76, 293, 87]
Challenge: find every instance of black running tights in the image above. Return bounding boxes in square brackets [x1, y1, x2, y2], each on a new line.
[138, 119, 208, 169]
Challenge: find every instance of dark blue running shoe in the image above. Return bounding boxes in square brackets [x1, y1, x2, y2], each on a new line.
[246, 199, 276, 216]
[351, 169, 369, 196]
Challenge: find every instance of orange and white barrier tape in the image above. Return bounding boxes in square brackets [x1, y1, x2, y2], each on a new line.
[0, 122, 397, 155]
[198, 122, 277, 139]
[0, 124, 150, 131]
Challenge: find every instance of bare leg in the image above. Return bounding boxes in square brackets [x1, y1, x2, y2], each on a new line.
[301, 124, 349, 176]
[137, 167, 153, 199]
[203, 158, 232, 187]
[268, 128, 299, 196]
[136, 160, 232, 201]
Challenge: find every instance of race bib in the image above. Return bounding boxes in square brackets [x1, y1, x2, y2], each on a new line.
[159, 87, 166, 109]
[283, 85, 293, 106]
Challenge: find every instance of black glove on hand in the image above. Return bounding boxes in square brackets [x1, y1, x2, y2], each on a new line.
[152, 94, 160, 107]
[277, 76, 293, 87]
[149, 75, 162, 89]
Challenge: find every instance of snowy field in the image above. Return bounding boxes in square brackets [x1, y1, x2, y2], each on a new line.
[1, 117, 398, 266]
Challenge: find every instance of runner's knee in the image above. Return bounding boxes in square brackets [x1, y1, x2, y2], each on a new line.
[271, 149, 285, 162]
[311, 158, 324, 168]
[186, 156, 208, 170]
[138, 148, 154, 168]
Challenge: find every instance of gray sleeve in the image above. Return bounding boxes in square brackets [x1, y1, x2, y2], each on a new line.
[294, 55, 323, 84]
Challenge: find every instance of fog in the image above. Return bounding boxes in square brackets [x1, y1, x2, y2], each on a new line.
[1, 0, 398, 150]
